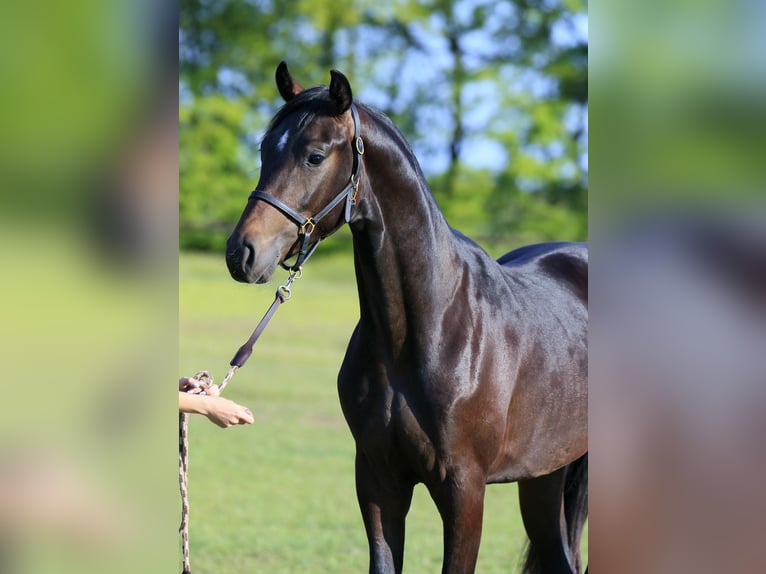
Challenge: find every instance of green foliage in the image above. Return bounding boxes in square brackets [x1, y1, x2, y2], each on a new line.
[179, 0, 588, 251]
[488, 184, 587, 247]
[430, 165, 586, 258]
[179, 95, 260, 250]
[430, 167, 496, 236]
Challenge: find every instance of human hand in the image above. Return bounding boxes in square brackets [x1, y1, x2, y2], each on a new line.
[199, 396, 253, 428]
[178, 376, 220, 396]
[179, 374, 250, 428]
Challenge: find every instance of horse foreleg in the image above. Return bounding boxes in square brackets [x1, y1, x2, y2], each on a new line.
[429, 468, 487, 574]
[355, 451, 414, 574]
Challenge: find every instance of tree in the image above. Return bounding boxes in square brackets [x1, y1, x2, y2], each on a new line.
[179, 0, 588, 251]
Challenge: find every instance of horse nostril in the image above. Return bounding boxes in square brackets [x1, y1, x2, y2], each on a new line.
[225, 233, 256, 282]
[241, 238, 257, 273]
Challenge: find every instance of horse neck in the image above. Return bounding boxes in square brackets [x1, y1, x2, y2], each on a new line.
[349, 108, 464, 354]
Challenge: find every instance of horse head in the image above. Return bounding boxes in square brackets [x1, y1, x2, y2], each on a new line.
[225, 62, 362, 283]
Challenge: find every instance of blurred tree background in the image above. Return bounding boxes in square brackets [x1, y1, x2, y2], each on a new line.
[180, 0, 587, 256]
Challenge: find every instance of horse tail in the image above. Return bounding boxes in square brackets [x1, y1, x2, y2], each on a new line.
[564, 453, 588, 573]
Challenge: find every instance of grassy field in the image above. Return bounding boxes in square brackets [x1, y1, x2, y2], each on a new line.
[179, 250, 586, 573]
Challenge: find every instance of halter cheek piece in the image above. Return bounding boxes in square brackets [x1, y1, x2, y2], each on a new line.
[248, 103, 364, 272]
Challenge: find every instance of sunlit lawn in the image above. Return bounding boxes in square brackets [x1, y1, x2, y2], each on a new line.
[179, 249, 585, 573]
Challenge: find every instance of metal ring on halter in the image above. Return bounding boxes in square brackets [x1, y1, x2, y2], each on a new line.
[299, 219, 316, 235]
[278, 284, 292, 300]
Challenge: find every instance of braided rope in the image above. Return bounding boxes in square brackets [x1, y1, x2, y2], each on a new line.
[218, 365, 239, 393]
[179, 370, 218, 574]
[178, 269, 301, 573]
[179, 410, 190, 574]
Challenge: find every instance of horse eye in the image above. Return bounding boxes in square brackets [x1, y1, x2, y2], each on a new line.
[307, 152, 325, 166]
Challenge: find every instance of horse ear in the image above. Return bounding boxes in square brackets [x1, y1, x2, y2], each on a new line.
[276, 61, 304, 102]
[329, 70, 353, 114]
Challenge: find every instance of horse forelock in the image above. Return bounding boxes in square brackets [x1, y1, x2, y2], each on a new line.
[263, 86, 337, 147]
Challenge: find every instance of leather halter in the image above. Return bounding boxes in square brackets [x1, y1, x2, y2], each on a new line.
[248, 103, 364, 271]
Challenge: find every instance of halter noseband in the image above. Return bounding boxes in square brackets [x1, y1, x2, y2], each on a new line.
[248, 103, 364, 271]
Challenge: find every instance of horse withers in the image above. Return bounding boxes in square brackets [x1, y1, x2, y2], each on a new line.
[225, 62, 588, 574]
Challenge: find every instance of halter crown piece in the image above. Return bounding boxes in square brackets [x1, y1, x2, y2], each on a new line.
[248, 103, 364, 271]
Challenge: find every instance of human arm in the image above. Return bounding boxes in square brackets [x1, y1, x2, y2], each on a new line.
[178, 377, 254, 428]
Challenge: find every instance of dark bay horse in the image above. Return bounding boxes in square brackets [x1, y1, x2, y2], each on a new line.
[225, 62, 588, 574]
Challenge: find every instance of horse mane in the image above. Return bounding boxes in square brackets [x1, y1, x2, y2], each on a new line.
[355, 103, 433, 196]
[360, 106, 422, 164]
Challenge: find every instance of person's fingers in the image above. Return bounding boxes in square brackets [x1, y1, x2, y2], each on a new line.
[204, 397, 254, 428]
[226, 405, 252, 426]
[179, 377, 201, 392]
[240, 407, 254, 425]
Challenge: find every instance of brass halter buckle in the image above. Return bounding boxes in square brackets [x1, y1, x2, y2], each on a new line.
[299, 218, 316, 235]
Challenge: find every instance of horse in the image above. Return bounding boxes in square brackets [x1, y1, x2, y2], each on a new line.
[225, 62, 588, 574]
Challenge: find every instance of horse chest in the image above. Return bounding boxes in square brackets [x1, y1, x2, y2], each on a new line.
[339, 369, 455, 482]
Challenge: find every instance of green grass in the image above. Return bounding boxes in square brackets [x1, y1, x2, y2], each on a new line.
[180, 250, 586, 573]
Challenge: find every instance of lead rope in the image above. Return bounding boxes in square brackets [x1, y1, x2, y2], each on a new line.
[179, 270, 301, 574]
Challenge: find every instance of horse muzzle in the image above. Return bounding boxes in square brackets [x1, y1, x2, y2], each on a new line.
[225, 232, 279, 284]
